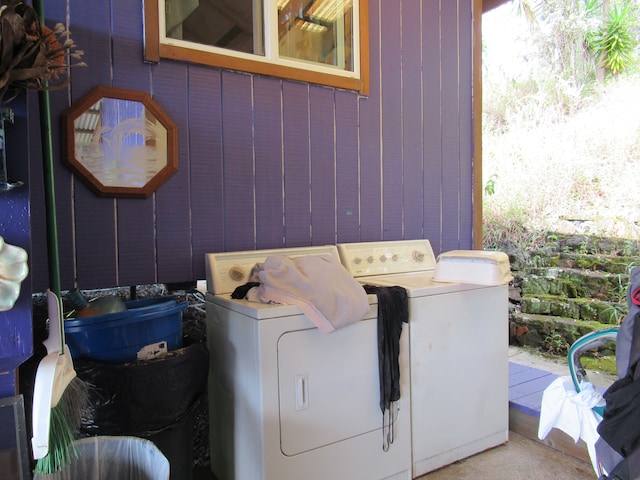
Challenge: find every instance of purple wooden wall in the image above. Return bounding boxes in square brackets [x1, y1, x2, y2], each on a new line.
[27, 0, 476, 292]
[0, 97, 33, 397]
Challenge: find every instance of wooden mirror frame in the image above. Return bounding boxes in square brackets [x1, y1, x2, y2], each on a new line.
[61, 86, 178, 198]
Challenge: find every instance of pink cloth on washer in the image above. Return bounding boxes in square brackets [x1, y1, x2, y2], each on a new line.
[247, 254, 369, 333]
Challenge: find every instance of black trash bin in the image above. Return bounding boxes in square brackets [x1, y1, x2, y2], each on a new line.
[75, 342, 209, 480]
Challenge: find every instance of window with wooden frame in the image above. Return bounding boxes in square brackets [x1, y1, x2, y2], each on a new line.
[144, 0, 369, 94]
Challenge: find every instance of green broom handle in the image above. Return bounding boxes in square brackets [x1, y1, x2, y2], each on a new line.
[33, 0, 61, 297]
[33, 0, 63, 343]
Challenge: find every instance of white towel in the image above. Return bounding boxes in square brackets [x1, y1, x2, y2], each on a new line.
[247, 254, 369, 333]
[538, 376, 605, 475]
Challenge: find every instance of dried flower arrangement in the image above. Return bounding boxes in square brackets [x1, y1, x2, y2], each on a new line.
[0, 0, 85, 103]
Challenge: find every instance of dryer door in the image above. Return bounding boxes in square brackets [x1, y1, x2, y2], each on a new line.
[278, 318, 381, 456]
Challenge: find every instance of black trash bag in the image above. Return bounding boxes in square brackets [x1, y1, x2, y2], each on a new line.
[75, 342, 209, 436]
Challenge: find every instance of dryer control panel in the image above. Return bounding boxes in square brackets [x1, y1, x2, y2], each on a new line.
[337, 240, 437, 277]
[205, 245, 340, 295]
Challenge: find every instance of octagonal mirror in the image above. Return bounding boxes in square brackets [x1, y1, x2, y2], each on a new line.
[61, 86, 178, 198]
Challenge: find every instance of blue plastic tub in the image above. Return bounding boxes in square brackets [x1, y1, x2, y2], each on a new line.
[64, 297, 187, 363]
[65, 296, 180, 326]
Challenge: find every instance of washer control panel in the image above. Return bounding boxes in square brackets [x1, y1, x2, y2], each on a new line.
[337, 240, 437, 277]
[205, 245, 341, 295]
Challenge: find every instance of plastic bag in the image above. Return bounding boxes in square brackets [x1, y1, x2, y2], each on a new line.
[33, 436, 169, 480]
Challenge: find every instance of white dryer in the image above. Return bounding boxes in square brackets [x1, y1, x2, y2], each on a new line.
[338, 240, 511, 478]
[204, 246, 412, 480]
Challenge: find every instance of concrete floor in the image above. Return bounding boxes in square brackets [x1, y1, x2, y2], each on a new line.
[195, 431, 596, 480]
[195, 431, 596, 479]
[416, 430, 595, 480]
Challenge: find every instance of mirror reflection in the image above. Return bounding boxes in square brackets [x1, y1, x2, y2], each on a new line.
[74, 98, 168, 189]
[62, 86, 178, 198]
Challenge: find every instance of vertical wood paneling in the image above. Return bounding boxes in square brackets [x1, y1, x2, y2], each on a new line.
[25, 0, 478, 290]
[64, 1, 115, 289]
[440, 0, 462, 251]
[189, 67, 224, 277]
[116, 197, 156, 286]
[423, 0, 444, 255]
[309, 86, 336, 246]
[335, 90, 360, 242]
[111, 1, 149, 90]
[112, 0, 157, 286]
[402, 0, 425, 240]
[380, 0, 403, 240]
[282, 82, 311, 247]
[153, 61, 193, 282]
[358, 0, 383, 240]
[254, 76, 285, 249]
[221, 71, 256, 252]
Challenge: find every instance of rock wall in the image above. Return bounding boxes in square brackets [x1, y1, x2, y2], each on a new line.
[500, 234, 640, 355]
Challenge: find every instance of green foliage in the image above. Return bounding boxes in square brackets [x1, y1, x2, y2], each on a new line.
[601, 299, 627, 324]
[543, 331, 570, 354]
[622, 240, 637, 256]
[484, 173, 498, 196]
[580, 354, 617, 376]
[510, 0, 639, 87]
[589, 2, 638, 76]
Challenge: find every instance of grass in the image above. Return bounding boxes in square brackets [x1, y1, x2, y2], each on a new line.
[581, 355, 618, 377]
[482, 72, 640, 248]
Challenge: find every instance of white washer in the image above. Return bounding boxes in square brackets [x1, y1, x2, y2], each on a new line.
[204, 246, 412, 480]
[337, 240, 510, 478]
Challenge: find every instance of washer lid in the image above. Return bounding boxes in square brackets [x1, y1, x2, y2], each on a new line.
[357, 271, 481, 297]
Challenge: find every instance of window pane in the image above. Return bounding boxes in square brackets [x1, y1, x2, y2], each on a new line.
[277, 0, 354, 71]
[165, 0, 265, 55]
[148, 0, 368, 92]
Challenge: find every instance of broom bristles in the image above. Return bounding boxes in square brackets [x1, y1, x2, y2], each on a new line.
[34, 377, 88, 475]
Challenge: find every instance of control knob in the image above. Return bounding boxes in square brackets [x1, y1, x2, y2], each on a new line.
[229, 266, 245, 282]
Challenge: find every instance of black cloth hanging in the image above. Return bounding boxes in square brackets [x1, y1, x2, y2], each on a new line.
[363, 285, 409, 413]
